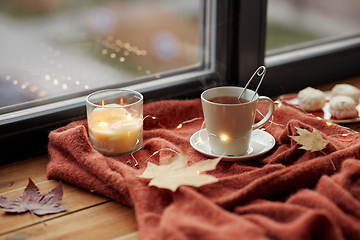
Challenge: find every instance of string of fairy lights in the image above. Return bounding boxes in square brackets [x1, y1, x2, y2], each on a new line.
[126, 115, 201, 167]
[3, 36, 359, 164]
[278, 99, 359, 137]
[125, 99, 360, 168]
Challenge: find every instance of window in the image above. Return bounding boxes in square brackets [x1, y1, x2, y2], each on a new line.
[267, 0, 360, 51]
[264, 0, 360, 96]
[1, 0, 230, 163]
[0, 0, 204, 114]
[2, 0, 360, 163]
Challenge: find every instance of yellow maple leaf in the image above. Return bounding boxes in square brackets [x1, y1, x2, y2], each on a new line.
[139, 149, 221, 192]
[289, 127, 329, 152]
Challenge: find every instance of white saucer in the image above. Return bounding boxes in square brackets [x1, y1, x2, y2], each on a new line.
[190, 129, 276, 161]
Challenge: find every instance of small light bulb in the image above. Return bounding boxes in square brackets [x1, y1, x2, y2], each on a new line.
[274, 100, 282, 107]
[195, 137, 203, 145]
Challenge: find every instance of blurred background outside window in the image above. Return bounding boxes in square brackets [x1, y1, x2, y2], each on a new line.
[267, 0, 360, 51]
[0, 0, 201, 113]
[1, 0, 360, 115]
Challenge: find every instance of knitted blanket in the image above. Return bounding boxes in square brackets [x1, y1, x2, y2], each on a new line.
[47, 98, 360, 240]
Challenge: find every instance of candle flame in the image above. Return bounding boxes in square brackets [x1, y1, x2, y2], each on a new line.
[99, 122, 107, 127]
[120, 97, 124, 105]
[101, 100, 105, 106]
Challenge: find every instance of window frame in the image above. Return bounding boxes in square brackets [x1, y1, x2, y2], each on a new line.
[262, 34, 360, 97]
[262, 1, 360, 97]
[0, 0, 245, 164]
[2, 0, 360, 164]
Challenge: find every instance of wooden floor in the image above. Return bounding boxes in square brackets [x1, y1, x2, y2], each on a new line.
[1, 76, 360, 240]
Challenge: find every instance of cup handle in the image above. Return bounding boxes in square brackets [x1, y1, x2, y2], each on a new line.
[252, 96, 275, 130]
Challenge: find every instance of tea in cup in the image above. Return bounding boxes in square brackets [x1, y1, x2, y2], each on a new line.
[201, 86, 274, 156]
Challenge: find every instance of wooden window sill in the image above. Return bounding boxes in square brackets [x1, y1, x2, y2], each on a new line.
[0, 156, 138, 240]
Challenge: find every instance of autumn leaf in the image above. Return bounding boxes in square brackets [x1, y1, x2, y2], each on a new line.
[139, 149, 221, 192]
[0, 178, 69, 216]
[289, 127, 330, 152]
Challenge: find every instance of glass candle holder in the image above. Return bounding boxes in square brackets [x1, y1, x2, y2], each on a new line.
[86, 89, 143, 156]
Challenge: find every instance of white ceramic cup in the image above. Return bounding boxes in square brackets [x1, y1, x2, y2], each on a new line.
[201, 86, 275, 156]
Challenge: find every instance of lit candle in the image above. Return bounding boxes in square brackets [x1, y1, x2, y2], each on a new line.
[86, 89, 143, 156]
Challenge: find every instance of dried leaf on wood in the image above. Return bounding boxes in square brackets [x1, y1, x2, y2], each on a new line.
[139, 149, 221, 192]
[0, 178, 69, 216]
[289, 127, 329, 152]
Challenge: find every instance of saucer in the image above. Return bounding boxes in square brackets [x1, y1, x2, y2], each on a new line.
[190, 129, 276, 161]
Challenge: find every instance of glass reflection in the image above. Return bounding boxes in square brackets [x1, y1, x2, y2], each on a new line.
[0, 0, 201, 111]
[267, 0, 360, 51]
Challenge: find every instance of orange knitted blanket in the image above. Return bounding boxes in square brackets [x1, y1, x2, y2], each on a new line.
[47, 98, 360, 240]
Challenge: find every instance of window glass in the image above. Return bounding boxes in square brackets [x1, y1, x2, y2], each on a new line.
[0, 0, 201, 112]
[266, 0, 360, 51]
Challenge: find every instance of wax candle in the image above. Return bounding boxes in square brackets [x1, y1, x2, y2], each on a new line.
[88, 105, 142, 155]
[86, 89, 143, 156]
